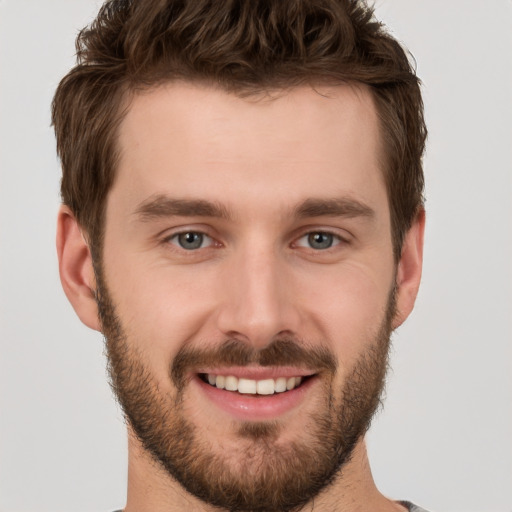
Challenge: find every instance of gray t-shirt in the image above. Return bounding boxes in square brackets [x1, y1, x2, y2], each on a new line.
[399, 502, 431, 512]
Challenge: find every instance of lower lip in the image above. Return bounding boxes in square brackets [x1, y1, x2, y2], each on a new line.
[194, 375, 316, 421]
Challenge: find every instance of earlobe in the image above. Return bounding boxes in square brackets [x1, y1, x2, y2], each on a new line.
[392, 209, 425, 329]
[56, 206, 101, 332]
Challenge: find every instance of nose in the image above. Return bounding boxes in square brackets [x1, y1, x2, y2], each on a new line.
[216, 244, 301, 349]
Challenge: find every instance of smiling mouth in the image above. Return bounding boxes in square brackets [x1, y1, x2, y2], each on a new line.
[199, 373, 311, 395]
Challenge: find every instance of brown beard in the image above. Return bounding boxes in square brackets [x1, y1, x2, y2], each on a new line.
[96, 266, 395, 512]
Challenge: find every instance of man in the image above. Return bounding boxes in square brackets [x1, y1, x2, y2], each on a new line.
[53, 0, 428, 511]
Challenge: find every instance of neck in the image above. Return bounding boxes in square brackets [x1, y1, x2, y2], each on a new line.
[123, 429, 406, 512]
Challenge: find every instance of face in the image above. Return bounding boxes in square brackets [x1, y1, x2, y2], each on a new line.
[98, 83, 397, 511]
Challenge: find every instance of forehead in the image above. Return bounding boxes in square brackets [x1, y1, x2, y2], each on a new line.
[112, 82, 386, 218]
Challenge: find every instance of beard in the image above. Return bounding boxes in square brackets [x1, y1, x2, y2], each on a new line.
[96, 266, 395, 512]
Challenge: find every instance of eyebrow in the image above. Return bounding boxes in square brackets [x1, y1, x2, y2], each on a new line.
[294, 198, 375, 220]
[133, 195, 374, 223]
[134, 195, 233, 221]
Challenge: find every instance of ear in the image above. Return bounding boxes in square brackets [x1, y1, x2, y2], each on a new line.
[56, 206, 101, 331]
[392, 209, 425, 329]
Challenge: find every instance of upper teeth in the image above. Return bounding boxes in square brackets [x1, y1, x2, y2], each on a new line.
[206, 374, 303, 395]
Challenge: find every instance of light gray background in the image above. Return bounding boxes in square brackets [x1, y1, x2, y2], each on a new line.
[1, 1, 511, 511]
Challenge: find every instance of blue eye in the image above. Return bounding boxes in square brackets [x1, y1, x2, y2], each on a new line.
[170, 232, 212, 250]
[296, 232, 340, 250]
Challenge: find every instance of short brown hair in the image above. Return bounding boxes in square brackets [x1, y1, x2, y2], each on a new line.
[52, 0, 426, 260]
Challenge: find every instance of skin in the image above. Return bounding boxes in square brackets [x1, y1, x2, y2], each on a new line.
[57, 82, 424, 511]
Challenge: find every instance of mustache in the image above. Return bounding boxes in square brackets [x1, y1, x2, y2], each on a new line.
[171, 338, 337, 391]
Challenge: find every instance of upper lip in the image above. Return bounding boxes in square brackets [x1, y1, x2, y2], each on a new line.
[195, 366, 316, 380]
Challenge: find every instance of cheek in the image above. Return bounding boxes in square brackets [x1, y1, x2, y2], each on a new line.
[104, 259, 221, 366]
[296, 262, 393, 361]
